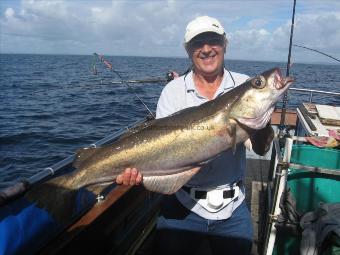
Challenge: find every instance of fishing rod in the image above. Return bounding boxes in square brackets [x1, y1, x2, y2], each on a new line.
[110, 70, 179, 84]
[279, 0, 296, 137]
[93, 53, 156, 118]
[111, 78, 167, 84]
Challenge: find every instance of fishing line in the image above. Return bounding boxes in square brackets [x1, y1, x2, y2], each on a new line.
[111, 68, 155, 118]
[93, 53, 155, 118]
[293, 44, 340, 63]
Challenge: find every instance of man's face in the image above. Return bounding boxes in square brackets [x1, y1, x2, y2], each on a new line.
[186, 32, 226, 77]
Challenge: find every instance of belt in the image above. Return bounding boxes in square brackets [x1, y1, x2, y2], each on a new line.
[182, 180, 242, 200]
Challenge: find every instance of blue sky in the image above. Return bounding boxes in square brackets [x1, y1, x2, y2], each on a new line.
[1, 0, 340, 64]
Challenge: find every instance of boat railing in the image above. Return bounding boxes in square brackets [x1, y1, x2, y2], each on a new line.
[288, 87, 340, 103]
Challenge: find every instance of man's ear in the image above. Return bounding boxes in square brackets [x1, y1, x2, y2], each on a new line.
[185, 45, 193, 59]
[223, 39, 228, 54]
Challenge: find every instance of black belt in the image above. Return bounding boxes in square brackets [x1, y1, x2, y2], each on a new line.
[182, 180, 242, 200]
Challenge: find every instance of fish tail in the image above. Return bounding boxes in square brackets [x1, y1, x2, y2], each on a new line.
[25, 178, 95, 224]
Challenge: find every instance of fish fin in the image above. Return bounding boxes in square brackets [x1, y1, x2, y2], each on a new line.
[225, 95, 240, 116]
[143, 167, 200, 194]
[226, 120, 237, 154]
[73, 147, 99, 169]
[250, 123, 274, 156]
[223, 96, 240, 154]
[118, 119, 156, 140]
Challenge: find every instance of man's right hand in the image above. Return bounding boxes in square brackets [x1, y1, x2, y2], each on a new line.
[116, 168, 143, 186]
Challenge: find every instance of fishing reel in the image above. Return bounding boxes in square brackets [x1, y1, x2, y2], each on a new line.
[166, 71, 176, 82]
[166, 71, 180, 82]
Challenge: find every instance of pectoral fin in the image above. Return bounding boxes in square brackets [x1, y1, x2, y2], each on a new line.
[223, 97, 240, 155]
[250, 123, 274, 156]
[226, 120, 237, 154]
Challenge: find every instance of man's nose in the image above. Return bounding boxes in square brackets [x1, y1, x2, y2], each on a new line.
[201, 44, 213, 53]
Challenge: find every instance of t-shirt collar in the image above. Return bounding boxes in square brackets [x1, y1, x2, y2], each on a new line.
[185, 68, 235, 98]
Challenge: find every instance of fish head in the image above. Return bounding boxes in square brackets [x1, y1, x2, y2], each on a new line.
[230, 67, 294, 130]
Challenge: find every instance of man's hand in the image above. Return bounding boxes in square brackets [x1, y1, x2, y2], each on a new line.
[116, 168, 143, 186]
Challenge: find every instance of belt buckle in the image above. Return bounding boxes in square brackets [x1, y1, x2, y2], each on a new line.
[189, 185, 240, 213]
[207, 189, 224, 209]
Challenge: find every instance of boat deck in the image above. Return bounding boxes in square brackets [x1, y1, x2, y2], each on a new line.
[271, 109, 297, 126]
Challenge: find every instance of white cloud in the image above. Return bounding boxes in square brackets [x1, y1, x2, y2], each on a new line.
[0, 0, 339, 63]
[5, 7, 15, 18]
[247, 19, 269, 29]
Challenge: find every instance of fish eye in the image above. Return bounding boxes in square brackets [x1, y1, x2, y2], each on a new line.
[251, 76, 266, 89]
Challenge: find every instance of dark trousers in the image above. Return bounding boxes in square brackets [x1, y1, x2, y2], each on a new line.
[153, 195, 253, 255]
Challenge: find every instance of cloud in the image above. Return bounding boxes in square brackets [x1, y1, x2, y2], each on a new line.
[0, 0, 340, 63]
[4, 7, 15, 18]
[226, 10, 340, 62]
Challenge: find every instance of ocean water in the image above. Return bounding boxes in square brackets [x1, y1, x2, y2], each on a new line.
[0, 54, 339, 186]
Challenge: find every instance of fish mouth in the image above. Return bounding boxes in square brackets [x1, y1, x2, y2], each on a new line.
[273, 68, 294, 90]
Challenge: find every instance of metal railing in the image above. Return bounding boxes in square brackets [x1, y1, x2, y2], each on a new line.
[288, 87, 340, 103]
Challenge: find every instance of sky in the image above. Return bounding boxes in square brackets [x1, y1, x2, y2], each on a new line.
[0, 0, 340, 64]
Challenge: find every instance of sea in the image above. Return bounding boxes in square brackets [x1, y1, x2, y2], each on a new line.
[0, 54, 339, 188]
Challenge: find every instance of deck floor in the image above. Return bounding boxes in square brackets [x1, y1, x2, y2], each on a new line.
[246, 159, 271, 255]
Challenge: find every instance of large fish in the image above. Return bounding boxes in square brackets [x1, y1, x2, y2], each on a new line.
[24, 67, 292, 222]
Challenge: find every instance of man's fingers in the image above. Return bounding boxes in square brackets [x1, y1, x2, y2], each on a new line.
[122, 168, 132, 185]
[116, 174, 123, 184]
[136, 172, 142, 185]
[116, 168, 128, 184]
[129, 168, 138, 185]
[116, 167, 142, 186]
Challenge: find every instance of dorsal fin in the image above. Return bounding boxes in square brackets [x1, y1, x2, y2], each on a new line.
[73, 147, 98, 169]
[118, 119, 156, 140]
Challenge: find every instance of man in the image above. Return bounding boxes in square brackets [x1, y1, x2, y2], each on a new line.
[117, 16, 253, 254]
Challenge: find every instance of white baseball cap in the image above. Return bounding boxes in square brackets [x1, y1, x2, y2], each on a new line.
[184, 16, 225, 43]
